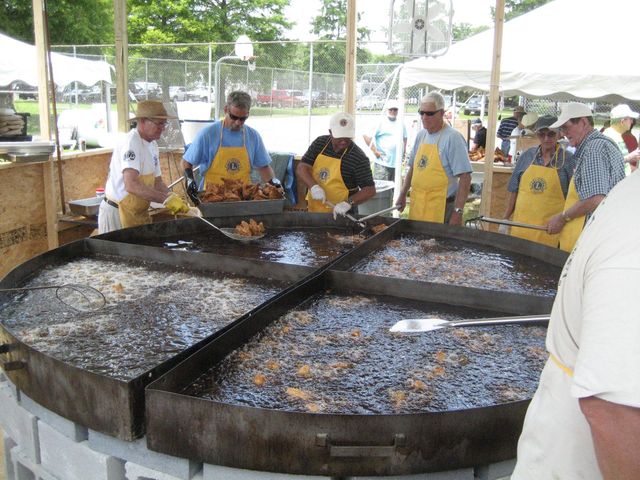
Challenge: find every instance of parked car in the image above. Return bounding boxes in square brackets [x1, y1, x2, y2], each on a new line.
[169, 86, 187, 101]
[255, 89, 305, 108]
[186, 86, 214, 102]
[11, 81, 38, 100]
[463, 95, 488, 116]
[356, 95, 385, 110]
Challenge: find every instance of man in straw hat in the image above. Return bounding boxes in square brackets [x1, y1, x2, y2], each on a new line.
[497, 105, 526, 156]
[98, 100, 190, 233]
[544, 102, 625, 252]
[181, 90, 282, 205]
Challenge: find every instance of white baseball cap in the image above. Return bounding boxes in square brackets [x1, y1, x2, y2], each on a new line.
[329, 112, 355, 139]
[610, 104, 639, 120]
[385, 99, 400, 110]
[549, 103, 593, 129]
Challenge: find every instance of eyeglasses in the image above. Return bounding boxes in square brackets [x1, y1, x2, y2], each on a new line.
[536, 130, 557, 138]
[228, 112, 249, 122]
[418, 109, 443, 117]
[146, 118, 168, 128]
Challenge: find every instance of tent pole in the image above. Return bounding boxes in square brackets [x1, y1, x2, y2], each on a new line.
[114, 0, 130, 132]
[344, 0, 357, 114]
[32, 0, 58, 250]
[480, 0, 505, 219]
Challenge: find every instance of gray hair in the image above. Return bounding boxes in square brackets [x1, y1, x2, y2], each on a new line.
[226, 90, 252, 110]
[420, 92, 445, 110]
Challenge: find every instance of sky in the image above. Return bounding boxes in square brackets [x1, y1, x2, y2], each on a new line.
[284, 0, 495, 44]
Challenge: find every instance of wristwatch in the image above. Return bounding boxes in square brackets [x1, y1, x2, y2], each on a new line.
[453, 207, 463, 214]
[562, 211, 572, 222]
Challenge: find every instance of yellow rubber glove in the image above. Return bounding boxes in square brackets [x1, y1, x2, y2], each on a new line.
[163, 193, 190, 215]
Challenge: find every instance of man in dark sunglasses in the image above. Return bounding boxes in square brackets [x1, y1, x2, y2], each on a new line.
[181, 90, 281, 204]
[395, 92, 472, 225]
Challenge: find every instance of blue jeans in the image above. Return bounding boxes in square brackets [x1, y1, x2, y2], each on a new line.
[501, 139, 511, 156]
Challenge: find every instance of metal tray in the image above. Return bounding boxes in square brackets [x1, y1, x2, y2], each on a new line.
[68, 196, 102, 217]
[198, 198, 285, 217]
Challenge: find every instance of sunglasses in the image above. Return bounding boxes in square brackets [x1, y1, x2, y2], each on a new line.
[418, 109, 443, 117]
[146, 118, 168, 127]
[228, 112, 249, 122]
[536, 130, 557, 138]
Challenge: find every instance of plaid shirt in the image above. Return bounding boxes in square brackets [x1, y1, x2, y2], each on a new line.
[573, 129, 625, 201]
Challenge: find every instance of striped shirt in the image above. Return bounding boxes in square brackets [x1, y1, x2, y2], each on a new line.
[573, 129, 625, 201]
[302, 135, 375, 193]
[497, 116, 519, 140]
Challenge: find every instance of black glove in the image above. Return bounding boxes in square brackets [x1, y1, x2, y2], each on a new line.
[184, 167, 200, 205]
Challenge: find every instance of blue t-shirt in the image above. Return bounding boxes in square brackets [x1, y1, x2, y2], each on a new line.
[408, 124, 472, 198]
[507, 145, 576, 196]
[373, 117, 407, 168]
[183, 120, 272, 188]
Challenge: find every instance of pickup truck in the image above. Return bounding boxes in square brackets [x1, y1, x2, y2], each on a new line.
[255, 89, 305, 108]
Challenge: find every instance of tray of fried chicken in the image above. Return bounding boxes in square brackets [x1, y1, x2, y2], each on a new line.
[468, 147, 509, 164]
[198, 178, 285, 217]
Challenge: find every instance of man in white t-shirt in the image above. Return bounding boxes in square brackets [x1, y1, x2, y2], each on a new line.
[98, 101, 189, 233]
[512, 172, 640, 479]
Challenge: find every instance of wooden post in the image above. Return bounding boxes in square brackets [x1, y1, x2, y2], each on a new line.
[32, 0, 58, 250]
[480, 0, 505, 217]
[114, 0, 129, 132]
[344, 0, 357, 115]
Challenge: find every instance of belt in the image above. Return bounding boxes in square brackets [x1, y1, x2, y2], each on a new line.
[103, 198, 119, 209]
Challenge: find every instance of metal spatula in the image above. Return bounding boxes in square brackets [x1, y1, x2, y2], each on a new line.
[196, 215, 265, 242]
[389, 314, 550, 333]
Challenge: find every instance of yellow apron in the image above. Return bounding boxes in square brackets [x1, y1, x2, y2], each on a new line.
[117, 173, 155, 228]
[305, 141, 350, 213]
[559, 178, 586, 252]
[205, 127, 251, 186]
[409, 131, 448, 223]
[511, 150, 565, 246]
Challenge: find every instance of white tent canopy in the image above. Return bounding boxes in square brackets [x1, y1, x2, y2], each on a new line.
[400, 0, 640, 102]
[0, 31, 112, 88]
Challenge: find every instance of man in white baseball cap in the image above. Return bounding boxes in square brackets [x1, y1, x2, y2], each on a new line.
[363, 99, 408, 182]
[603, 104, 640, 174]
[543, 102, 625, 251]
[297, 112, 375, 219]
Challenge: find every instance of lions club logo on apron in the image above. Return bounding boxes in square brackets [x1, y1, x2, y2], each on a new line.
[226, 158, 241, 173]
[529, 177, 547, 194]
[318, 168, 330, 183]
[418, 154, 428, 170]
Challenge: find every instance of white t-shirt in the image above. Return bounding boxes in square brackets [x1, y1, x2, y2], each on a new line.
[513, 172, 640, 479]
[105, 129, 162, 202]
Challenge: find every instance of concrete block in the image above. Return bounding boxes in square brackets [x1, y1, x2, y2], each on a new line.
[203, 464, 331, 480]
[38, 422, 125, 480]
[125, 461, 201, 480]
[351, 468, 475, 480]
[88, 430, 199, 480]
[3, 434, 17, 480]
[0, 383, 39, 463]
[474, 459, 516, 480]
[10, 446, 58, 480]
[19, 393, 88, 442]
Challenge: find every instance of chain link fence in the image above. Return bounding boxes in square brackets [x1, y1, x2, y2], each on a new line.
[11, 40, 637, 151]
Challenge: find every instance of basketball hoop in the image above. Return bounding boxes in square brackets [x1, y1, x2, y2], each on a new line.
[234, 35, 254, 61]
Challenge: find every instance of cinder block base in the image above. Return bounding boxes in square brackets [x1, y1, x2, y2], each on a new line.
[0, 383, 39, 463]
[38, 422, 125, 480]
[88, 430, 199, 479]
[474, 459, 516, 480]
[203, 464, 331, 480]
[351, 468, 475, 480]
[10, 446, 58, 480]
[20, 393, 87, 443]
[3, 434, 17, 480]
[125, 461, 204, 480]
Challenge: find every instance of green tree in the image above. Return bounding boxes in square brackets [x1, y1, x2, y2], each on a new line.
[503, 0, 552, 21]
[452, 23, 489, 42]
[0, 0, 113, 45]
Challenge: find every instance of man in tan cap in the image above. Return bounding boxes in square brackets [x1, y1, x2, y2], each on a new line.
[297, 112, 375, 219]
[98, 100, 190, 233]
[544, 102, 625, 252]
[497, 105, 526, 156]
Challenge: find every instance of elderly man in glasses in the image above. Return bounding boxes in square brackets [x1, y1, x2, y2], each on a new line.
[544, 103, 625, 252]
[181, 90, 281, 205]
[396, 92, 472, 225]
[500, 115, 576, 246]
[98, 100, 190, 233]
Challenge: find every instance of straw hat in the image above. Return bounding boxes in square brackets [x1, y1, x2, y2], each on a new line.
[521, 112, 539, 128]
[132, 100, 176, 120]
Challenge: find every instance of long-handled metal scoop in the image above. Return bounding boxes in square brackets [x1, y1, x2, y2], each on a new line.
[470, 216, 547, 231]
[389, 314, 550, 333]
[325, 200, 366, 228]
[196, 214, 265, 242]
[0, 284, 107, 312]
[357, 204, 401, 223]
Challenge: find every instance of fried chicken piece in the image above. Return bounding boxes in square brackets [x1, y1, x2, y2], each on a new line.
[242, 183, 259, 200]
[248, 218, 265, 235]
[235, 221, 253, 236]
[286, 387, 311, 401]
[251, 189, 269, 200]
[297, 365, 312, 378]
[223, 191, 241, 202]
[222, 178, 244, 196]
[262, 183, 284, 199]
[371, 224, 387, 234]
[112, 283, 124, 293]
[253, 374, 266, 386]
[202, 193, 224, 203]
